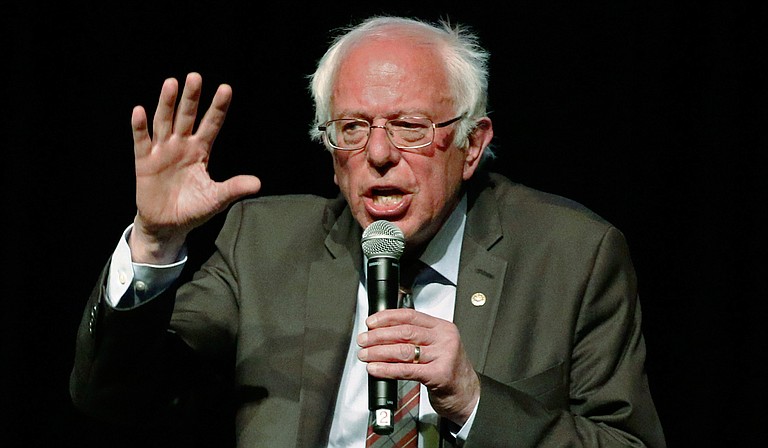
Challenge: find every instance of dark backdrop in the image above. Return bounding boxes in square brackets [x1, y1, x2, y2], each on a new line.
[4, 2, 766, 447]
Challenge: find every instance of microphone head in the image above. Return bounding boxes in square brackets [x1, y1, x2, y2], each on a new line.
[361, 220, 405, 259]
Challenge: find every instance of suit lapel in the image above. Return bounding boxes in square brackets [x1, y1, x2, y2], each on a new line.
[297, 204, 364, 447]
[454, 179, 507, 373]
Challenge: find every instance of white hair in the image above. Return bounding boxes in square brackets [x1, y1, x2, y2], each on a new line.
[308, 16, 494, 158]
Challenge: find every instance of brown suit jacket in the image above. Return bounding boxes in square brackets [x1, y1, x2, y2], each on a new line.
[71, 173, 665, 447]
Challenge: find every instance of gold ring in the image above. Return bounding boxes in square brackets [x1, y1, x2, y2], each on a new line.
[413, 345, 421, 364]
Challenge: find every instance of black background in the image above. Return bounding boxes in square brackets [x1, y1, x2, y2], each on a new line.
[3, 2, 766, 446]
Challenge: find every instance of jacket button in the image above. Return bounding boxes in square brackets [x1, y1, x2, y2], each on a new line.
[89, 303, 98, 334]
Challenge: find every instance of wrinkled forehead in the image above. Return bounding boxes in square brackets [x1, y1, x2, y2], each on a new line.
[331, 37, 453, 116]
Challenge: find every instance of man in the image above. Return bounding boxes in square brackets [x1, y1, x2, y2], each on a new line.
[71, 16, 666, 447]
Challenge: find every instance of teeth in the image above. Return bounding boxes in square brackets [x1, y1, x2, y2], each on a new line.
[373, 195, 403, 206]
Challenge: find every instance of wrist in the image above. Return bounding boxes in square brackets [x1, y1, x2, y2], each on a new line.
[129, 218, 187, 264]
[450, 371, 481, 426]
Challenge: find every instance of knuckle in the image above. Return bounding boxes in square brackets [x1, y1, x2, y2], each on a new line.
[398, 344, 413, 361]
[398, 325, 417, 341]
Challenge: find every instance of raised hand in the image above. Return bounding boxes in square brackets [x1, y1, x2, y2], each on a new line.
[357, 309, 481, 426]
[129, 72, 262, 263]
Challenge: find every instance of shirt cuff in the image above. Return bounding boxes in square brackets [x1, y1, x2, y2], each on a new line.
[106, 224, 187, 308]
[453, 397, 479, 443]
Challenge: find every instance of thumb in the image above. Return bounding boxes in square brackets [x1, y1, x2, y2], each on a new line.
[218, 175, 262, 205]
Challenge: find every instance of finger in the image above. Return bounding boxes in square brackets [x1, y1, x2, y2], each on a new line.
[358, 323, 431, 349]
[152, 77, 179, 142]
[131, 105, 151, 158]
[196, 83, 233, 146]
[365, 359, 428, 382]
[358, 343, 425, 364]
[365, 308, 437, 330]
[173, 72, 203, 136]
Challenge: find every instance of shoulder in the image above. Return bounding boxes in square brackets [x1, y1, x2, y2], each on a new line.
[229, 194, 344, 226]
[483, 172, 613, 230]
[468, 173, 623, 251]
[218, 193, 348, 247]
[465, 174, 636, 292]
[236, 193, 338, 212]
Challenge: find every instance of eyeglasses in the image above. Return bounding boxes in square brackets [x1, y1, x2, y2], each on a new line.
[318, 115, 464, 151]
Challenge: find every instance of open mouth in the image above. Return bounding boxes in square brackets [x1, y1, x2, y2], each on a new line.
[372, 193, 403, 206]
[364, 188, 411, 218]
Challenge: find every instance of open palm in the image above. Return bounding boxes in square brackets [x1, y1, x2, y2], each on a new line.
[130, 73, 261, 262]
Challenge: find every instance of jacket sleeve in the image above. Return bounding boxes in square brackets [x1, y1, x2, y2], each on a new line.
[71, 263, 202, 418]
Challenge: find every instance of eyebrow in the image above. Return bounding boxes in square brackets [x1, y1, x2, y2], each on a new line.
[332, 110, 432, 120]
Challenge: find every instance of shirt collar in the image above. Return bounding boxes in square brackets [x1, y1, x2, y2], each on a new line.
[418, 195, 466, 286]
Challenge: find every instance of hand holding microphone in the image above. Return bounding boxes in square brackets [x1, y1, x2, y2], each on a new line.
[359, 220, 481, 429]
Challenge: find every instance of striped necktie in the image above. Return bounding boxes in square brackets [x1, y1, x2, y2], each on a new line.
[366, 290, 420, 448]
[366, 261, 451, 447]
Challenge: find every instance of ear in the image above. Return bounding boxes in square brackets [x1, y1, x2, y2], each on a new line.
[462, 117, 494, 180]
[331, 150, 340, 186]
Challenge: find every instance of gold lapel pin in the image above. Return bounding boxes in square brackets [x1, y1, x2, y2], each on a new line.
[470, 292, 487, 306]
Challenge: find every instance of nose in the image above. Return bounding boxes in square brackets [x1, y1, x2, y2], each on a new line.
[365, 124, 401, 167]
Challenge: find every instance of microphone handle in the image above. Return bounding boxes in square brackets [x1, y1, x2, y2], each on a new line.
[367, 257, 399, 435]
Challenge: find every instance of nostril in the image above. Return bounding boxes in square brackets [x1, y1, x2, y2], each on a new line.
[366, 143, 399, 167]
[367, 137, 401, 161]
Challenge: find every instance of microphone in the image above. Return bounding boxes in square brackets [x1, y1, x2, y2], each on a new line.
[361, 220, 405, 435]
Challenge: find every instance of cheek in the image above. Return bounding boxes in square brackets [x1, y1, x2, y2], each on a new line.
[413, 166, 450, 208]
[417, 155, 464, 206]
[332, 154, 349, 186]
[332, 154, 361, 201]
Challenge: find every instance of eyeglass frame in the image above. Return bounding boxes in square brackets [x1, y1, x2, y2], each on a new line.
[317, 115, 465, 151]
